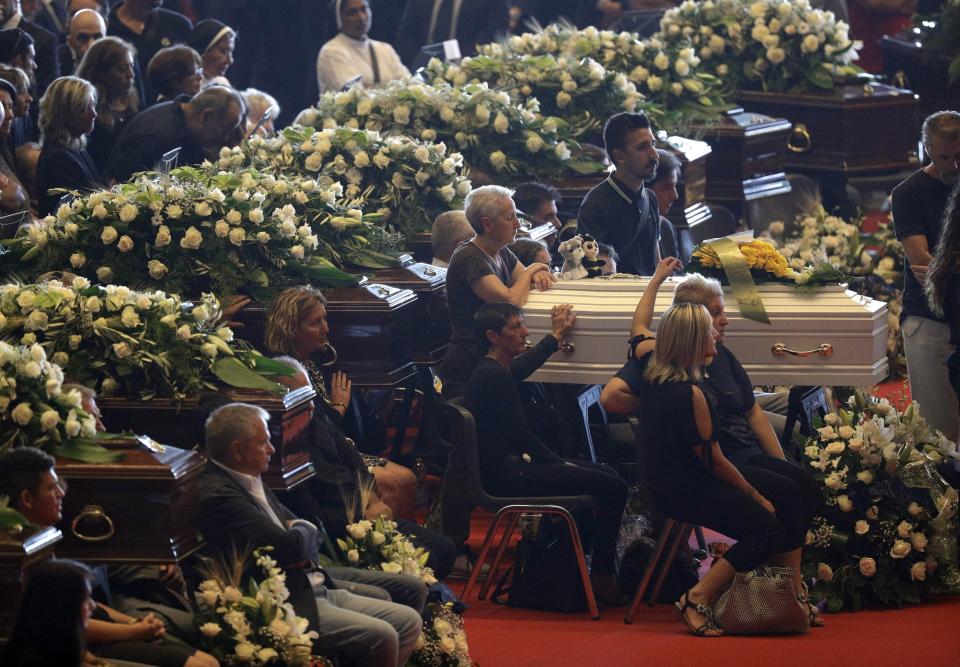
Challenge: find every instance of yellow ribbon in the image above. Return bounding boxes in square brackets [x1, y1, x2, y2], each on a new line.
[706, 238, 771, 325]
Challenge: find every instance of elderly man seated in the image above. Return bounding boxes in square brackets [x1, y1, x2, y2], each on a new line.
[198, 402, 423, 667]
[430, 209, 474, 267]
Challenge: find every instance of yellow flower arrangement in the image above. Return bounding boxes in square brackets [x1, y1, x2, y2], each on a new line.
[692, 239, 795, 279]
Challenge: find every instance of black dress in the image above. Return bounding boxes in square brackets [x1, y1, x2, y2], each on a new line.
[36, 142, 101, 216]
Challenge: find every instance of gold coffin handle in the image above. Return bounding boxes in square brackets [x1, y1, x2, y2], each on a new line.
[560, 340, 575, 353]
[772, 343, 833, 358]
[70, 504, 116, 542]
[787, 123, 812, 153]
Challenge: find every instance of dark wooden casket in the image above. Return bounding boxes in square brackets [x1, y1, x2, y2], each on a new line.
[55, 440, 203, 564]
[697, 107, 793, 215]
[0, 527, 61, 644]
[373, 263, 449, 364]
[737, 84, 920, 174]
[880, 31, 960, 129]
[98, 385, 316, 491]
[323, 283, 418, 388]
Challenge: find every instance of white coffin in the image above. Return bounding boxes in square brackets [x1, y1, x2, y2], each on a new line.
[522, 278, 888, 387]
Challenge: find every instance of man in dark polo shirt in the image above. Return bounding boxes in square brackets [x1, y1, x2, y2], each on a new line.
[105, 84, 245, 181]
[892, 110, 960, 442]
[577, 110, 661, 276]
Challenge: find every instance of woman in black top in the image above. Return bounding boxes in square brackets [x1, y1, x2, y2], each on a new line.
[2, 559, 94, 667]
[76, 37, 140, 176]
[605, 298, 807, 636]
[466, 301, 628, 605]
[926, 181, 960, 404]
[36, 76, 101, 216]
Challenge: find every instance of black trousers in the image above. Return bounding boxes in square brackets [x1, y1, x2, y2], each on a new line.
[655, 464, 806, 573]
[494, 460, 628, 574]
[741, 453, 818, 545]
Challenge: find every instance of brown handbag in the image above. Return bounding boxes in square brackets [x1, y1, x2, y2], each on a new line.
[713, 566, 810, 635]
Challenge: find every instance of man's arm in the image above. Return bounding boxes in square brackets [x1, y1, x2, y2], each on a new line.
[745, 403, 785, 459]
[901, 235, 933, 282]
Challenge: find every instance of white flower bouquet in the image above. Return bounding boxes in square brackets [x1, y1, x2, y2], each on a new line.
[302, 80, 593, 179]
[220, 125, 472, 235]
[659, 0, 862, 93]
[0, 340, 112, 461]
[193, 547, 324, 666]
[423, 51, 643, 139]
[337, 516, 438, 585]
[479, 22, 731, 130]
[0, 281, 295, 400]
[801, 390, 960, 610]
[11, 166, 399, 301]
[409, 602, 472, 667]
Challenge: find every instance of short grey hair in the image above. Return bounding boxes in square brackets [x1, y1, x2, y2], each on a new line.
[205, 402, 270, 463]
[271, 355, 310, 390]
[464, 184, 514, 235]
[431, 210, 473, 260]
[922, 110, 960, 154]
[672, 273, 723, 306]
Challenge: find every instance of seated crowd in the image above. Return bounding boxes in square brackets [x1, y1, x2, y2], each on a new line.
[7, 0, 945, 663]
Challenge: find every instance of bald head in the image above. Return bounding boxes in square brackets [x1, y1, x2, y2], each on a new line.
[431, 210, 474, 264]
[68, 9, 106, 60]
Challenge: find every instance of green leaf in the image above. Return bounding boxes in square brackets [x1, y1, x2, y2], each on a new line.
[212, 357, 286, 394]
[55, 439, 125, 463]
[290, 260, 361, 287]
[566, 160, 605, 174]
[244, 354, 298, 376]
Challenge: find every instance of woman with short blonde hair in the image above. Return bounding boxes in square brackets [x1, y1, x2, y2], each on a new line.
[36, 76, 100, 216]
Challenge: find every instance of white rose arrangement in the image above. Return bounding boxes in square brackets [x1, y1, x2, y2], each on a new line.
[304, 80, 583, 179]
[411, 602, 472, 667]
[0, 281, 296, 401]
[801, 389, 960, 611]
[11, 166, 399, 301]
[337, 516, 438, 585]
[193, 547, 323, 666]
[227, 125, 471, 235]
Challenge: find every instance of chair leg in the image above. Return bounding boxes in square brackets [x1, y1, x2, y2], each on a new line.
[648, 523, 693, 606]
[479, 511, 520, 601]
[461, 508, 512, 601]
[694, 525, 708, 554]
[624, 518, 676, 624]
[554, 508, 600, 620]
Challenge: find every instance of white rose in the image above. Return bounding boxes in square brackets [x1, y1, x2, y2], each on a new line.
[854, 520, 869, 535]
[118, 203, 139, 222]
[381, 561, 402, 574]
[889, 539, 912, 559]
[816, 562, 833, 581]
[201, 342, 218, 357]
[802, 34, 820, 54]
[199, 623, 221, 637]
[249, 207, 264, 224]
[493, 112, 509, 133]
[25, 310, 48, 331]
[234, 643, 255, 660]
[214, 220, 229, 238]
[92, 203, 109, 219]
[117, 235, 134, 252]
[154, 225, 172, 247]
[393, 104, 411, 124]
[11, 402, 33, 425]
[489, 150, 507, 170]
[838, 425, 855, 439]
[257, 648, 278, 662]
[859, 557, 876, 577]
[556, 91, 572, 108]
[69, 251, 86, 268]
[176, 324, 192, 340]
[836, 495, 853, 512]
[555, 141, 571, 160]
[907, 501, 922, 517]
[910, 532, 928, 552]
[653, 52, 670, 70]
[165, 204, 183, 219]
[414, 146, 431, 163]
[192, 305, 210, 322]
[256, 231, 270, 243]
[371, 530, 386, 545]
[194, 201, 213, 217]
[100, 226, 118, 244]
[112, 342, 132, 358]
[229, 228, 246, 246]
[51, 351, 68, 367]
[825, 441, 845, 455]
[147, 260, 168, 279]
[525, 134, 543, 152]
[290, 244, 305, 260]
[347, 522, 369, 540]
[474, 104, 491, 124]
[897, 520, 913, 538]
[848, 437, 863, 452]
[911, 561, 927, 581]
[120, 306, 141, 328]
[347, 549, 360, 563]
[225, 209, 243, 225]
[856, 470, 873, 484]
[180, 226, 203, 250]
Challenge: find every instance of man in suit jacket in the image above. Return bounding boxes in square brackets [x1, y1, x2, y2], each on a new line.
[396, 0, 509, 67]
[199, 402, 423, 667]
[57, 6, 102, 73]
[0, 0, 60, 94]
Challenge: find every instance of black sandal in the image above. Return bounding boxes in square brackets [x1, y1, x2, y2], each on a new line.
[674, 590, 722, 637]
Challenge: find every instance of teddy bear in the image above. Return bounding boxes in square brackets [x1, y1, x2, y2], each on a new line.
[580, 234, 606, 278]
[558, 235, 588, 280]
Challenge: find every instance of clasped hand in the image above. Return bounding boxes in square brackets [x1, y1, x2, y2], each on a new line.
[550, 303, 576, 339]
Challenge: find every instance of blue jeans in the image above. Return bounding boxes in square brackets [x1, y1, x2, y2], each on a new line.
[903, 316, 959, 441]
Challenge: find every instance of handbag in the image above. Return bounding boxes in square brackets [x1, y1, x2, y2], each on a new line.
[712, 566, 810, 635]
[491, 515, 587, 613]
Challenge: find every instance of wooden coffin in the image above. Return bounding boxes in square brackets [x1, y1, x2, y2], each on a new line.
[698, 107, 793, 210]
[522, 278, 888, 387]
[737, 85, 920, 174]
[323, 283, 418, 387]
[0, 527, 61, 644]
[98, 384, 317, 491]
[373, 262, 449, 364]
[880, 31, 960, 129]
[55, 439, 203, 564]
[409, 232, 433, 264]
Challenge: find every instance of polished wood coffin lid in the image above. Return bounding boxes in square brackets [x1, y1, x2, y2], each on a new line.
[372, 263, 449, 364]
[55, 439, 204, 564]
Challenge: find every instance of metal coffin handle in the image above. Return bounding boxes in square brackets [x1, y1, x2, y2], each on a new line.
[560, 341, 575, 353]
[787, 123, 812, 153]
[70, 504, 116, 542]
[772, 343, 833, 358]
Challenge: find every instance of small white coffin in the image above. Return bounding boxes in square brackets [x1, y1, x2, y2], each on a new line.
[522, 278, 888, 387]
